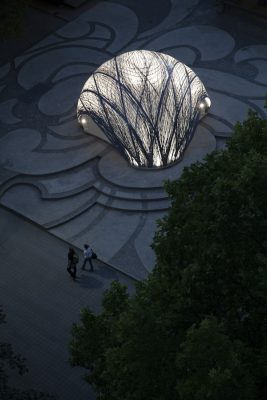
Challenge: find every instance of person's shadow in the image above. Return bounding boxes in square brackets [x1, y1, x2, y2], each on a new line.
[76, 272, 103, 289]
[94, 265, 119, 281]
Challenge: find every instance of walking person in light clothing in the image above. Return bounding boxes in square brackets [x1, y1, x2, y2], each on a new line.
[81, 244, 94, 271]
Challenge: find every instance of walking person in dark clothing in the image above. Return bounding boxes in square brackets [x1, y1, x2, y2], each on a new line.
[67, 247, 78, 279]
[81, 244, 94, 271]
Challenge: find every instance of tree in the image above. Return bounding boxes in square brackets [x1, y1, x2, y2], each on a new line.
[175, 317, 254, 400]
[0, 306, 57, 400]
[70, 111, 267, 400]
[70, 281, 130, 398]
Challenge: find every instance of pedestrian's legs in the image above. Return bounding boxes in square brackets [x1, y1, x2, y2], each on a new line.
[67, 262, 76, 279]
[89, 257, 94, 272]
[81, 258, 86, 270]
[67, 261, 72, 275]
[81, 257, 94, 271]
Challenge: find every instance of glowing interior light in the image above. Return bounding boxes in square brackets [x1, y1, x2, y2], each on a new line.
[81, 118, 87, 124]
[77, 50, 211, 168]
[205, 97, 211, 107]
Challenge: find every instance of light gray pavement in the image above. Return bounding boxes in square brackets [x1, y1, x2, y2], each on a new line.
[0, 204, 136, 399]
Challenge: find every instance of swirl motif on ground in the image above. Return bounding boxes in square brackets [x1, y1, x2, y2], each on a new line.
[0, 0, 267, 277]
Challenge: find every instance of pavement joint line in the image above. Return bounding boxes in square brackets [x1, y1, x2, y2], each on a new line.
[0, 203, 140, 282]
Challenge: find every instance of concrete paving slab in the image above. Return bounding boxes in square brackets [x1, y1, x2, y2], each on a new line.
[247, 60, 267, 84]
[97, 194, 170, 212]
[78, 1, 139, 53]
[57, 18, 93, 39]
[41, 132, 90, 150]
[24, 35, 64, 54]
[207, 90, 258, 126]
[1, 185, 98, 226]
[138, 0, 200, 39]
[0, 99, 21, 124]
[160, 47, 197, 66]
[0, 205, 136, 399]
[50, 203, 106, 240]
[195, 67, 266, 96]
[0, 129, 107, 174]
[48, 119, 85, 138]
[234, 44, 267, 62]
[203, 115, 232, 133]
[97, 127, 216, 188]
[143, 25, 235, 61]
[39, 165, 96, 194]
[93, 185, 167, 201]
[67, 208, 142, 262]
[18, 47, 110, 90]
[38, 75, 87, 116]
[52, 64, 96, 81]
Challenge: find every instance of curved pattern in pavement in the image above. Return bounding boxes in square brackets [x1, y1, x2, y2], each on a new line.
[0, 0, 267, 279]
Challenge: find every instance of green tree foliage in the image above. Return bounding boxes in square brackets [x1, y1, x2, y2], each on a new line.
[0, 306, 57, 400]
[70, 111, 267, 400]
[70, 281, 130, 397]
[176, 317, 254, 400]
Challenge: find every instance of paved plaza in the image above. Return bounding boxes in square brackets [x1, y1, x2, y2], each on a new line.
[0, 205, 136, 399]
[0, 0, 267, 398]
[1, 0, 267, 278]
